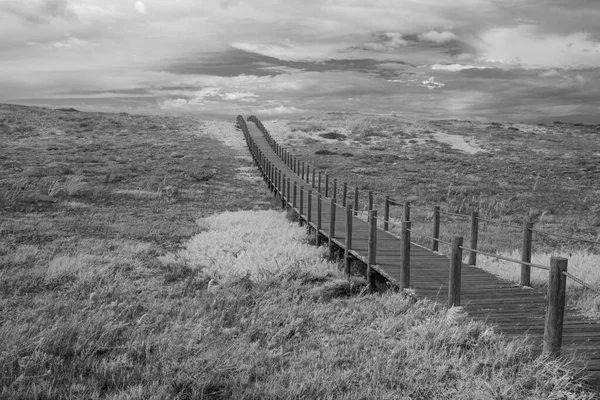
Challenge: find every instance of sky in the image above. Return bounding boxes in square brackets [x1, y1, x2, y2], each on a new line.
[1, 0, 600, 122]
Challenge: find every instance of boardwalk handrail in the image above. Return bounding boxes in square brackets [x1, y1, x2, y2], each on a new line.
[240, 114, 599, 357]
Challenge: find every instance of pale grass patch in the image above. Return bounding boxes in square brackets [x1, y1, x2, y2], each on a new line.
[114, 189, 160, 199]
[159, 210, 339, 283]
[65, 175, 87, 196]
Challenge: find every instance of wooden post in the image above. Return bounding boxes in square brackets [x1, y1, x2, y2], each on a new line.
[293, 181, 297, 209]
[316, 194, 322, 246]
[469, 211, 479, 266]
[342, 183, 348, 207]
[367, 210, 378, 292]
[318, 172, 322, 193]
[521, 221, 533, 287]
[353, 187, 359, 216]
[299, 186, 304, 226]
[404, 201, 410, 222]
[302, 162, 305, 181]
[325, 175, 329, 198]
[282, 174, 286, 208]
[333, 179, 337, 200]
[312, 169, 316, 188]
[306, 165, 310, 184]
[329, 197, 336, 260]
[368, 191, 373, 213]
[400, 221, 411, 289]
[307, 190, 312, 226]
[432, 206, 440, 251]
[543, 257, 568, 357]
[383, 196, 390, 231]
[345, 203, 353, 276]
[449, 236, 463, 307]
[287, 178, 291, 209]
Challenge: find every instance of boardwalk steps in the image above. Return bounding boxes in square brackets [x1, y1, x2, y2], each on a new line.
[239, 115, 600, 386]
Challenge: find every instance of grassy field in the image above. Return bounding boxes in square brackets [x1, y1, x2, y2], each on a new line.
[1, 104, 599, 398]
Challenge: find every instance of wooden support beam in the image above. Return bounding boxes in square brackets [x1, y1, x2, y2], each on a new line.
[367, 210, 378, 292]
[543, 257, 568, 357]
[401, 221, 411, 289]
[449, 236, 463, 307]
[521, 220, 533, 287]
[345, 203, 353, 276]
[432, 206, 440, 252]
[469, 211, 479, 266]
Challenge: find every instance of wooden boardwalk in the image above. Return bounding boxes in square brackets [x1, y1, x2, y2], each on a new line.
[241, 116, 600, 386]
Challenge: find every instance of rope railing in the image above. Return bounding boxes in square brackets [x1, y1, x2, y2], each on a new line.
[459, 245, 550, 271]
[562, 271, 600, 294]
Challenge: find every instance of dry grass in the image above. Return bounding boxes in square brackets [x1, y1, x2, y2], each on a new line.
[1, 105, 598, 398]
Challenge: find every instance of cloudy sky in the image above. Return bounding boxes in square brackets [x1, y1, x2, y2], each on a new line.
[2, 0, 600, 122]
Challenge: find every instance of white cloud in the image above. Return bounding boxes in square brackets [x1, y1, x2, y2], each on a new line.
[539, 70, 560, 78]
[420, 77, 445, 90]
[221, 92, 258, 101]
[134, 1, 147, 14]
[475, 24, 600, 68]
[418, 31, 458, 43]
[256, 105, 305, 116]
[431, 63, 489, 72]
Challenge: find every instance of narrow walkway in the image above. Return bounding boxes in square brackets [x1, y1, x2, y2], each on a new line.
[242, 117, 600, 385]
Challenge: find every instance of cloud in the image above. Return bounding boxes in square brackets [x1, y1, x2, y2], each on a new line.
[134, 1, 147, 14]
[28, 36, 91, 50]
[474, 24, 600, 68]
[418, 31, 459, 43]
[221, 92, 258, 101]
[431, 64, 489, 72]
[0, 0, 77, 24]
[256, 105, 305, 116]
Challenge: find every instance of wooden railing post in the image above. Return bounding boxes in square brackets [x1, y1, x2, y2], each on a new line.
[318, 172, 322, 193]
[282, 174, 287, 208]
[325, 175, 329, 198]
[329, 197, 337, 260]
[401, 221, 411, 289]
[469, 211, 479, 265]
[312, 169, 316, 188]
[307, 190, 312, 226]
[293, 181, 297, 209]
[432, 206, 440, 251]
[345, 203, 353, 276]
[383, 196, 390, 231]
[305, 165, 310, 184]
[543, 257, 568, 357]
[287, 178, 291, 209]
[404, 201, 410, 222]
[333, 179, 337, 200]
[342, 183, 348, 207]
[354, 187, 359, 216]
[316, 194, 322, 246]
[449, 236, 463, 307]
[302, 162, 305, 181]
[521, 220, 533, 287]
[299, 186, 304, 226]
[367, 210, 378, 292]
